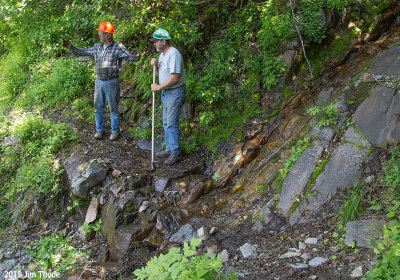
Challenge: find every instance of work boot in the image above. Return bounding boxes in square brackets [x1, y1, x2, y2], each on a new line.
[164, 154, 181, 165]
[94, 131, 104, 139]
[156, 150, 170, 158]
[109, 132, 119, 141]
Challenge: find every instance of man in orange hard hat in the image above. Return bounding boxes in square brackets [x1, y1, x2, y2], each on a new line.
[63, 21, 139, 141]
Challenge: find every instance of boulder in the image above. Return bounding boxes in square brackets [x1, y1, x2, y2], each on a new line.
[170, 224, 198, 244]
[345, 219, 386, 248]
[71, 161, 108, 198]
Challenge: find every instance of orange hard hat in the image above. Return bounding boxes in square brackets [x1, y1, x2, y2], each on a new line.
[97, 21, 115, 33]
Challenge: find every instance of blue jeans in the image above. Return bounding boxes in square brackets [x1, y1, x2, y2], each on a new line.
[94, 78, 120, 133]
[162, 86, 186, 155]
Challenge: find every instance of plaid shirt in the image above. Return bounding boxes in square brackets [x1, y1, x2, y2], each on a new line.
[71, 41, 138, 81]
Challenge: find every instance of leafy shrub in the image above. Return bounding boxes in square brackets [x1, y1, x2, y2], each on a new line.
[307, 103, 339, 127]
[134, 237, 237, 280]
[14, 114, 78, 155]
[297, 0, 327, 44]
[29, 233, 88, 275]
[19, 58, 94, 109]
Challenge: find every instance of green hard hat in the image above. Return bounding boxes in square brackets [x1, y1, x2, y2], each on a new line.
[150, 29, 171, 41]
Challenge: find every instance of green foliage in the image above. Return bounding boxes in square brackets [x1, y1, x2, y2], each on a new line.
[338, 182, 365, 227]
[0, 114, 76, 227]
[363, 148, 400, 279]
[307, 103, 339, 127]
[134, 237, 236, 280]
[381, 148, 400, 197]
[326, 0, 356, 12]
[82, 218, 102, 233]
[14, 114, 78, 155]
[17, 58, 94, 109]
[277, 137, 310, 192]
[364, 219, 400, 279]
[129, 126, 152, 140]
[28, 233, 88, 275]
[297, 0, 327, 44]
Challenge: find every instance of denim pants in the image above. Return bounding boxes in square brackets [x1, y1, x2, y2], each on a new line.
[161, 86, 186, 155]
[94, 78, 120, 133]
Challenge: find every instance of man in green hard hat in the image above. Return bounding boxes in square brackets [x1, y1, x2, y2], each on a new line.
[150, 29, 186, 165]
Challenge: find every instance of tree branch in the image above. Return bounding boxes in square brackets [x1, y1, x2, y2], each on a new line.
[289, 0, 313, 79]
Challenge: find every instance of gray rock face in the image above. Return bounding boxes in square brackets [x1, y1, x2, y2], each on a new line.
[170, 224, 198, 244]
[71, 161, 108, 198]
[370, 45, 400, 76]
[345, 219, 386, 248]
[344, 127, 371, 147]
[310, 125, 335, 143]
[138, 138, 163, 152]
[353, 86, 400, 146]
[290, 143, 366, 224]
[239, 243, 257, 258]
[279, 145, 323, 217]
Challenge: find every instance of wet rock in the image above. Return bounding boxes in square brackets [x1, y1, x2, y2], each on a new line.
[353, 85, 399, 146]
[182, 180, 216, 204]
[350, 266, 363, 278]
[309, 257, 329, 267]
[238, 243, 257, 258]
[345, 219, 386, 248]
[71, 161, 108, 198]
[2, 135, 19, 147]
[170, 224, 198, 244]
[85, 197, 99, 224]
[279, 145, 324, 217]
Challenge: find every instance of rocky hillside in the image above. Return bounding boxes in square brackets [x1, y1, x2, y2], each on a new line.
[1, 1, 400, 280]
